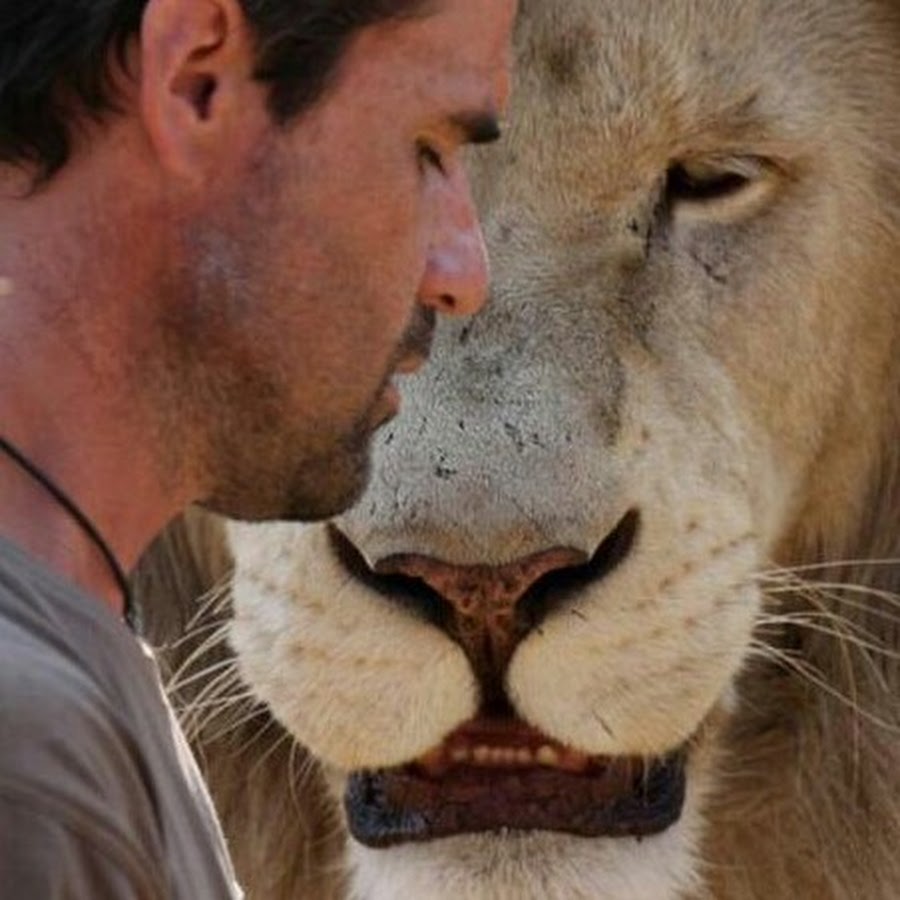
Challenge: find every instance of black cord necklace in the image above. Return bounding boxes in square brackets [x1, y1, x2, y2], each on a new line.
[0, 436, 137, 630]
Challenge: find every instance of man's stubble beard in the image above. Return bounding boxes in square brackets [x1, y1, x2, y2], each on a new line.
[162, 316, 386, 524]
[197, 305, 433, 523]
[142, 139, 435, 525]
[201, 369, 382, 524]
[144, 243, 385, 525]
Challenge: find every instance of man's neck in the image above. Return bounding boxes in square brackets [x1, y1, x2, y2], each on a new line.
[0, 409, 196, 618]
[0, 179, 193, 618]
[0, 449, 128, 616]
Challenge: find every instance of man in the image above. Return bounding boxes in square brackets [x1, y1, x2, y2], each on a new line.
[0, 0, 515, 895]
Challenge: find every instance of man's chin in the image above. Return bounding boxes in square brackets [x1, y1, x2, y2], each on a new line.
[204, 439, 373, 525]
[283, 386, 402, 521]
[273, 446, 374, 523]
[280, 461, 372, 523]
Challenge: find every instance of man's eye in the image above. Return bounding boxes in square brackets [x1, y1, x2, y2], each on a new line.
[417, 142, 446, 174]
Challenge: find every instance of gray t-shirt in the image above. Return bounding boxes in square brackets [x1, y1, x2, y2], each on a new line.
[0, 535, 243, 899]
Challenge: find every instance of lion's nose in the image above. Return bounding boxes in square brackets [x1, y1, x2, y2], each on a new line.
[329, 511, 639, 705]
[375, 547, 588, 691]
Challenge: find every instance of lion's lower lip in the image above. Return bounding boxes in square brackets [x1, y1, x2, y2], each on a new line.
[344, 718, 687, 848]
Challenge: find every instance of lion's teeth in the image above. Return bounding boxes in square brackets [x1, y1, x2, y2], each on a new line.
[452, 744, 564, 768]
[473, 746, 492, 765]
[537, 745, 561, 767]
[450, 746, 470, 764]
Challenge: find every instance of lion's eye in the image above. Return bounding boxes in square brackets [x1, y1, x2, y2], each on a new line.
[665, 156, 776, 221]
[667, 162, 749, 202]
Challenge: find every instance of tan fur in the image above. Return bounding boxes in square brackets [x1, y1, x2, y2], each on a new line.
[137, 1, 900, 897]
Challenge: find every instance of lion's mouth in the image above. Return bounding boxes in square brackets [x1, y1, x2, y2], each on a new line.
[345, 716, 687, 848]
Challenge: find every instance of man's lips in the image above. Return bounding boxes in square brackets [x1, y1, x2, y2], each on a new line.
[392, 309, 436, 377]
[345, 716, 687, 848]
[392, 352, 430, 376]
[373, 348, 431, 425]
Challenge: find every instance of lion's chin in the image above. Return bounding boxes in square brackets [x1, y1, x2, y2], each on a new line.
[344, 715, 687, 848]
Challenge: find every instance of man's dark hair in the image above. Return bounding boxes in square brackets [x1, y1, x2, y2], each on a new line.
[0, 0, 429, 182]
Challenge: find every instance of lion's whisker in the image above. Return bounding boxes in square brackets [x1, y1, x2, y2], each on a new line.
[158, 577, 233, 652]
[763, 588, 900, 628]
[180, 690, 259, 743]
[761, 579, 900, 613]
[755, 558, 900, 578]
[167, 656, 239, 695]
[755, 612, 900, 661]
[247, 726, 292, 778]
[162, 617, 230, 654]
[201, 703, 272, 747]
[164, 622, 233, 693]
[176, 665, 247, 733]
[748, 640, 900, 734]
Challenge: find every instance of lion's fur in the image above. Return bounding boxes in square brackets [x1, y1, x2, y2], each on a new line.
[137, 1, 900, 897]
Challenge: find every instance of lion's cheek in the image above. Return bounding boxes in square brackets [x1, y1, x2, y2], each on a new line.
[228, 521, 478, 770]
[508, 574, 761, 757]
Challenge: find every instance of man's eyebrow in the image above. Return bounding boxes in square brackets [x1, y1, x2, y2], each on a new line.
[447, 112, 503, 146]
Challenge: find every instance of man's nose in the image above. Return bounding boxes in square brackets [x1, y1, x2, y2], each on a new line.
[418, 174, 489, 318]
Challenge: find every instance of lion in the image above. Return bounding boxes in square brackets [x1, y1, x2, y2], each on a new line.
[137, 0, 900, 897]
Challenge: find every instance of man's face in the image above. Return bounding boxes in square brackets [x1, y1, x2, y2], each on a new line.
[159, 0, 516, 521]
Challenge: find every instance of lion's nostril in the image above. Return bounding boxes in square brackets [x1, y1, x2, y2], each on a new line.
[328, 510, 640, 697]
[516, 509, 640, 633]
[327, 526, 452, 632]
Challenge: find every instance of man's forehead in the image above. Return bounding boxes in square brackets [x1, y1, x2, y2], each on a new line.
[322, 0, 515, 130]
[357, 0, 515, 75]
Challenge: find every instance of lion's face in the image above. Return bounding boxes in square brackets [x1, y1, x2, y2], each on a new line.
[227, 1, 900, 897]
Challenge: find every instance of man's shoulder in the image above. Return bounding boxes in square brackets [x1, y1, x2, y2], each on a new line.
[0, 610, 106, 729]
[0, 607, 167, 880]
[0, 615, 135, 791]
[0, 649, 167, 898]
[0, 548, 240, 898]
[0, 540, 138, 737]
[0, 571, 107, 713]
[0, 588, 161, 836]
[0, 797, 166, 899]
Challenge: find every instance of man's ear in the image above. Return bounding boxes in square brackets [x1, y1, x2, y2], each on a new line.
[139, 0, 267, 186]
